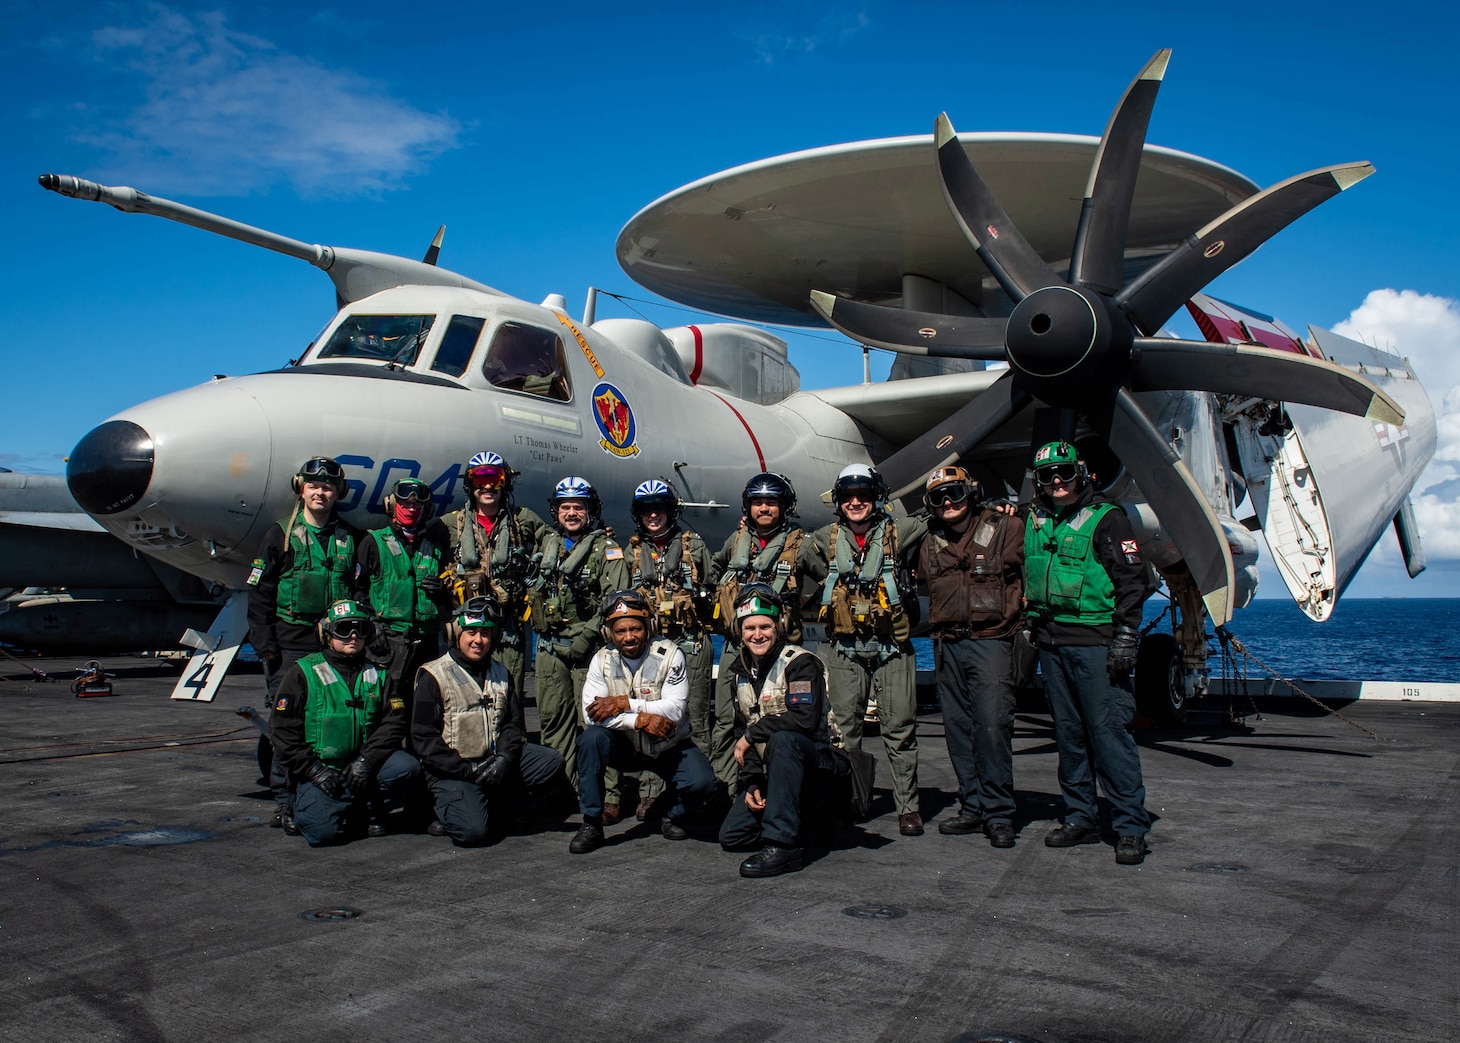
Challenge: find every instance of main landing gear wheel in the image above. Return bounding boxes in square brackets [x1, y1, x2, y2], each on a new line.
[1135, 632, 1186, 725]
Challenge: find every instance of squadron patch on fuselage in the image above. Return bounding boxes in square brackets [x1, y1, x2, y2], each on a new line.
[591, 382, 641, 458]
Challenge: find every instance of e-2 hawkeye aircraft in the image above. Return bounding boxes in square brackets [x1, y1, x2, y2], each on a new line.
[37, 50, 1434, 717]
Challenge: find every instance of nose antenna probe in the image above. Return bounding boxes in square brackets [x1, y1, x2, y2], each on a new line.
[38, 173, 507, 306]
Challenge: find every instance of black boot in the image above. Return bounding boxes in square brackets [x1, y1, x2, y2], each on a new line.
[569, 817, 605, 854]
[739, 842, 803, 878]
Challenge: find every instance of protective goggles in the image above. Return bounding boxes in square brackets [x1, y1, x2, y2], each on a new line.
[1034, 463, 1080, 486]
[329, 620, 369, 639]
[925, 483, 970, 508]
[466, 464, 508, 489]
[456, 596, 499, 629]
[298, 457, 344, 481]
[393, 481, 432, 504]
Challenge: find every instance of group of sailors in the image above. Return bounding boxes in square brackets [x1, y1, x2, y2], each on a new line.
[250, 441, 1156, 877]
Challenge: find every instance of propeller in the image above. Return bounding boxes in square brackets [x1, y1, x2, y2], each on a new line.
[809, 50, 1401, 624]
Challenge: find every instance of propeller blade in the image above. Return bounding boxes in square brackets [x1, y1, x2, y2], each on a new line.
[935, 113, 1062, 302]
[1118, 162, 1375, 334]
[1069, 49, 1170, 295]
[809, 290, 1007, 359]
[1109, 389, 1235, 623]
[876, 372, 1032, 499]
[1130, 338, 1405, 424]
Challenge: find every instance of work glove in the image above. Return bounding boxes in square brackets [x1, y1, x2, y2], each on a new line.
[1108, 625, 1140, 681]
[344, 755, 373, 794]
[418, 574, 444, 598]
[587, 694, 632, 722]
[479, 754, 512, 790]
[464, 756, 499, 789]
[566, 632, 594, 662]
[636, 713, 677, 741]
[306, 761, 347, 801]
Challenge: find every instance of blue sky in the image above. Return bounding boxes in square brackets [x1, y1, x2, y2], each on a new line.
[4, 1, 1457, 600]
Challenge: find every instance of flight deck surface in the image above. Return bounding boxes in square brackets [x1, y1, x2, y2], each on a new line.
[1, 657, 1455, 1042]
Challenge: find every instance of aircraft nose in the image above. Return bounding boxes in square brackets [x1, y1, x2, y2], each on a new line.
[68, 420, 155, 515]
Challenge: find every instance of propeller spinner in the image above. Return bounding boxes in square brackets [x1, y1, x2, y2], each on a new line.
[810, 50, 1402, 625]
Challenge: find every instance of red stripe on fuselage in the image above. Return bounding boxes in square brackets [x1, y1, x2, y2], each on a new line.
[687, 325, 704, 385]
[707, 390, 766, 471]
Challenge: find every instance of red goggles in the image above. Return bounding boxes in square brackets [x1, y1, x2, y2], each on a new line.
[467, 465, 508, 489]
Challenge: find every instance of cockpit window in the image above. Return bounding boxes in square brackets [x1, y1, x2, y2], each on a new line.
[318, 314, 436, 365]
[432, 315, 485, 378]
[482, 322, 571, 401]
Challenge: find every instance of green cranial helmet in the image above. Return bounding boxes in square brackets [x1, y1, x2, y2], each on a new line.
[1033, 441, 1080, 467]
[321, 599, 371, 638]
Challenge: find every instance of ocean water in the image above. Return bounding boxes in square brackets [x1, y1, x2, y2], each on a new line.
[904, 598, 1460, 683]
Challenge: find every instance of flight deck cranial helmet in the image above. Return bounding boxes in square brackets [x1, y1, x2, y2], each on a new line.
[731, 582, 784, 640]
[631, 478, 681, 531]
[1032, 441, 1088, 493]
[318, 598, 373, 646]
[385, 476, 435, 522]
[599, 587, 657, 643]
[923, 465, 980, 511]
[292, 456, 347, 496]
[832, 463, 888, 516]
[741, 472, 797, 519]
[445, 594, 502, 645]
[549, 475, 601, 527]
[464, 450, 515, 496]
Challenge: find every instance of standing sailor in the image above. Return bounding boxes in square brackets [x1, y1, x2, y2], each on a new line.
[805, 464, 928, 837]
[918, 466, 1025, 847]
[246, 455, 362, 830]
[709, 472, 811, 785]
[527, 476, 630, 791]
[440, 451, 545, 696]
[1024, 441, 1155, 865]
[627, 479, 716, 762]
[356, 476, 452, 688]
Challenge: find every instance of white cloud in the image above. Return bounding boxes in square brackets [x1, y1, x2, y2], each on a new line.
[752, 10, 871, 64]
[74, 5, 459, 196]
[1334, 288, 1460, 560]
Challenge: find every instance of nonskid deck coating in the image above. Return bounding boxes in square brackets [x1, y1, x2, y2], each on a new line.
[1, 657, 1456, 1042]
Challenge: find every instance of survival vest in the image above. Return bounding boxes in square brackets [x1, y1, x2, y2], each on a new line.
[922, 509, 1020, 631]
[451, 506, 530, 615]
[602, 637, 686, 758]
[528, 528, 616, 635]
[420, 655, 510, 760]
[716, 523, 805, 642]
[732, 645, 838, 756]
[631, 529, 708, 638]
[299, 652, 387, 769]
[275, 518, 357, 626]
[1024, 502, 1119, 626]
[369, 526, 445, 634]
[820, 517, 912, 645]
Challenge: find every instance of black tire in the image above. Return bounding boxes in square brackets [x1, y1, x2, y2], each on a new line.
[1134, 632, 1186, 725]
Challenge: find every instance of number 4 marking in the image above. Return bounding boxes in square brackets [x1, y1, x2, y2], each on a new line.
[184, 657, 214, 695]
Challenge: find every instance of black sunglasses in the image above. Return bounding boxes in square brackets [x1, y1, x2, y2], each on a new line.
[331, 621, 369, 638]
